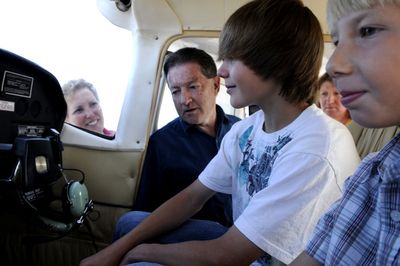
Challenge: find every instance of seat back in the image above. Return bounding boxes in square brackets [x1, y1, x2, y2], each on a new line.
[347, 122, 400, 159]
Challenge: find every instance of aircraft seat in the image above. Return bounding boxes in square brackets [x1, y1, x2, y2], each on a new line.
[347, 122, 400, 159]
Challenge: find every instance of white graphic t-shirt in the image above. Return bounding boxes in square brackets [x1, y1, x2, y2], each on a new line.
[199, 105, 360, 264]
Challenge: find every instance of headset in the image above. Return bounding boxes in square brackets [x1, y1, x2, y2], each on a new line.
[0, 48, 94, 238]
[11, 131, 93, 234]
[15, 164, 94, 234]
[62, 175, 90, 220]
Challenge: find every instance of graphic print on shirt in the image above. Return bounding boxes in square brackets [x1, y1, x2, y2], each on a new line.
[239, 126, 254, 187]
[239, 127, 292, 197]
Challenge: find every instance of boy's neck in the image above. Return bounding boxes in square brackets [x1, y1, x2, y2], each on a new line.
[261, 101, 310, 133]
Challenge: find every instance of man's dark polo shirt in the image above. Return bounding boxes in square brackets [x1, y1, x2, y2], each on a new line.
[133, 105, 240, 227]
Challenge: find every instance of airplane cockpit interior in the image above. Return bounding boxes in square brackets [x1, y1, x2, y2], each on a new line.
[0, 48, 94, 263]
[2, 1, 400, 265]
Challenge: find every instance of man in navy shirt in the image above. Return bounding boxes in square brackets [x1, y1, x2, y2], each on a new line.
[125, 47, 239, 234]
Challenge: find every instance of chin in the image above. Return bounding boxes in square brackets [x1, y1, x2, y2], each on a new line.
[350, 111, 384, 128]
[97, 126, 105, 133]
[85, 126, 101, 134]
[230, 99, 247, 109]
[182, 117, 199, 125]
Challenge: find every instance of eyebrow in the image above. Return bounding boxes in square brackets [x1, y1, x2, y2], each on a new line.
[330, 9, 372, 41]
[180, 78, 201, 88]
[349, 8, 381, 25]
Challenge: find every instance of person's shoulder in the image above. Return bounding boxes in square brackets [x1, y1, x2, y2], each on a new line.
[225, 113, 241, 124]
[289, 105, 356, 154]
[299, 105, 350, 134]
[216, 105, 240, 125]
[102, 128, 115, 137]
[225, 110, 264, 137]
[150, 117, 182, 140]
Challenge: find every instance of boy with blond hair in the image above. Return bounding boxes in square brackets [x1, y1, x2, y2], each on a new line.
[291, 0, 400, 265]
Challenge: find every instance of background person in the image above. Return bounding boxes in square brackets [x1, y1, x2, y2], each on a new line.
[317, 73, 399, 160]
[62, 79, 114, 136]
[127, 47, 239, 231]
[317, 72, 351, 125]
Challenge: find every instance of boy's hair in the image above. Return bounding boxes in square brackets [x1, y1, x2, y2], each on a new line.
[62, 79, 99, 102]
[327, 0, 400, 31]
[163, 47, 217, 79]
[219, 0, 323, 104]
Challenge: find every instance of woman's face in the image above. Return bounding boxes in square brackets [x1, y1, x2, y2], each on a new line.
[65, 87, 105, 134]
[319, 81, 349, 123]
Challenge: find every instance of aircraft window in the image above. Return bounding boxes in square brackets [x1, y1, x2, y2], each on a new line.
[0, 0, 132, 135]
[321, 42, 335, 76]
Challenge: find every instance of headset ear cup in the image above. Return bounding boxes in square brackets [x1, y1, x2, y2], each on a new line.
[62, 181, 72, 219]
[67, 181, 89, 218]
[36, 180, 90, 233]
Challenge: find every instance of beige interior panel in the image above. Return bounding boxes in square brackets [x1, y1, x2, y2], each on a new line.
[303, 0, 328, 34]
[62, 145, 144, 207]
[165, 0, 329, 33]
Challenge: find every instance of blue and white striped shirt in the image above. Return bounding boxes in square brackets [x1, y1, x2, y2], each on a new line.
[306, 133, 400, 265]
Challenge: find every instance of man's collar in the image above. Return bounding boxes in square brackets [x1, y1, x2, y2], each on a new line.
[179, 105, 226, 133]
[215, 104, 227, 124]
[179, 117, 194, 132]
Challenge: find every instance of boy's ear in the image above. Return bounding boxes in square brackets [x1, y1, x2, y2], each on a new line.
[214, 76, 220, 94]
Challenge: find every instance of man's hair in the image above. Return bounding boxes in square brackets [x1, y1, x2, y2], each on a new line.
[163, 47, 217, 79]
[219, 0, 323, 104]
[327, 0, 400, 32]
[318, 72, 333, 89]
[62, 79, 99, 101]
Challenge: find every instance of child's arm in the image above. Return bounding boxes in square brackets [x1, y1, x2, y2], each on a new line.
[120, 226, 264, 266]
[289, 251, 322, 266]
[80, 179, 216, 266]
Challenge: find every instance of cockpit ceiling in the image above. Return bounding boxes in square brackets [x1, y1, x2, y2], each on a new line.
[99, 0, 329, 35]
[166, 0, 329, 34]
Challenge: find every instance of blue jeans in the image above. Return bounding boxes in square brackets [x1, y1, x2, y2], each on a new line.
[114, 211, 229, 243]
[115, 211, 229, 265]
